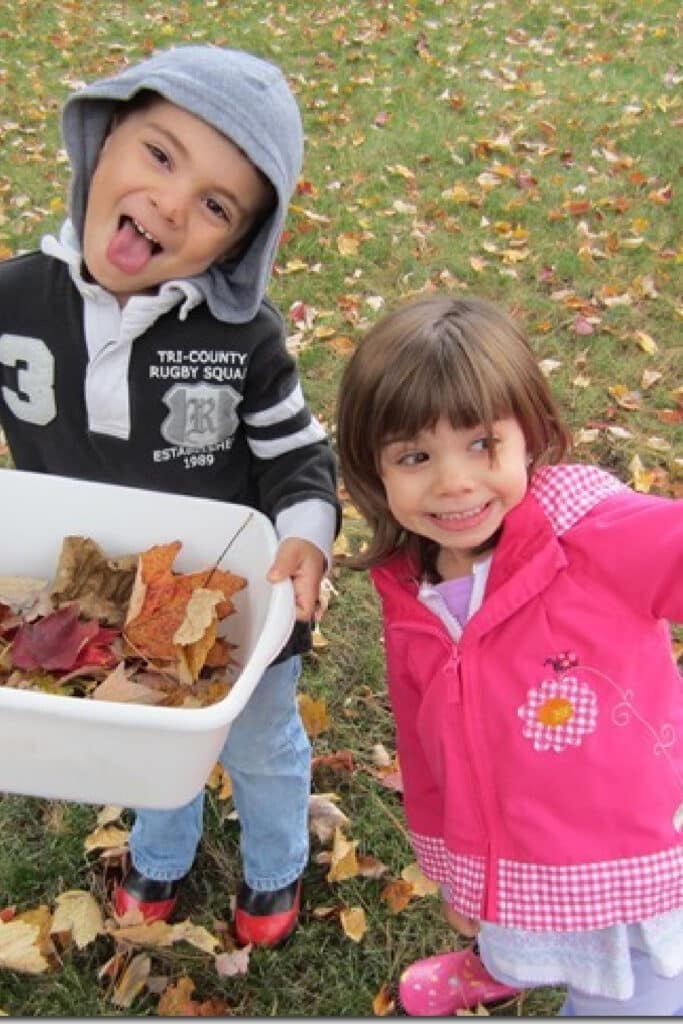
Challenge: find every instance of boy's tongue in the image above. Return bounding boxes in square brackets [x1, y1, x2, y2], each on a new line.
[106, 219, 155, 274]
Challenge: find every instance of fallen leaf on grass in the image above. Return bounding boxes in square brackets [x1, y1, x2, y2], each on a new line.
[158, 974, 232, 1016]
[84, 824, 130, 854]
[110, 918, 220, 955]
[327, 827, 360, 882]
[111, 951, 151, 1008]
[215, 944, 251, 976]
[50, 890, 103, 949]
[0, 918, 49, 974]
[380, 879, 414, 914]
[401, 863, 439, 897]
[340, 906, 367, 942]
[309, 793, 351, 843]
[372, 982, 396, 1016]
[206, 762, 233, 800]
[298, 692, 331, 738]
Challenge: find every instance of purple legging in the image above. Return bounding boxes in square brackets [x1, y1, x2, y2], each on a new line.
[559, 949, 683, 1017]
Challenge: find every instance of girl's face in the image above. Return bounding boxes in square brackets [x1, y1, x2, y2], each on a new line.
[82, 99, 271, 305]
[379, 416, 529, 576]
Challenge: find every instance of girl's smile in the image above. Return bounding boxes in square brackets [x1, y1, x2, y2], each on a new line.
[380, 417, 529, 575]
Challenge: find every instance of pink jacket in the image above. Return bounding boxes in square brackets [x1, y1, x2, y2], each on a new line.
[371, 464, 683, 931]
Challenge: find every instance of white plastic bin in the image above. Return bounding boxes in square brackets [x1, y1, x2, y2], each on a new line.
[0, 469, 295, 808]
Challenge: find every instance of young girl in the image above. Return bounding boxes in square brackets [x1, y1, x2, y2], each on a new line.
[336, 295, 683, 1016]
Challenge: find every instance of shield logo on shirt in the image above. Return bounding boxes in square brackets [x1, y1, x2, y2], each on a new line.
[161, 383, 242, 449]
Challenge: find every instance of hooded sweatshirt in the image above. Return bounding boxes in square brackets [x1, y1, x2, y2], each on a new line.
[0, 46, 338, 657]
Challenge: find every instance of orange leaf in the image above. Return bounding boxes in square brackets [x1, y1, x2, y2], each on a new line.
[380, 879, 413, 913]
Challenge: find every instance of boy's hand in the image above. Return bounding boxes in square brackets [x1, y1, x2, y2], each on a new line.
[267, 538, 326, 621]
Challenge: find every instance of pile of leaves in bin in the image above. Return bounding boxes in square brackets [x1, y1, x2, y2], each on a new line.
[0, 537, 246, 708]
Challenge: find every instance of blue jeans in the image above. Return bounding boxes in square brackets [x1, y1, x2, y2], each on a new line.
[128, 655, 311, 891]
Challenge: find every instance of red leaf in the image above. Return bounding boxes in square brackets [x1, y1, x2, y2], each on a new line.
[11, 605, 100, 671]
[72, 626, 120, 669]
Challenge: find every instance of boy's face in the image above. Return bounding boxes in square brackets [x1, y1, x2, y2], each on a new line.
[82, 99, 273, 303]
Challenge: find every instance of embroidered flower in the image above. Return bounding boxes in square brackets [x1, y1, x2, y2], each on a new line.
[518, 676, 598, 752]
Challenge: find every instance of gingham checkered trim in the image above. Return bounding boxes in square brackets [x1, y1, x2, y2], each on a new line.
[411, 832, 485, 918]
[411, 834, 683, 929]
[530, 463, 627, 537]
[498, 846, 683, 931]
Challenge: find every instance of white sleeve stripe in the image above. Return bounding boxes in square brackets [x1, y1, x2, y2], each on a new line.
[243, 382, 305, 427]
[247, 418, 326, 459]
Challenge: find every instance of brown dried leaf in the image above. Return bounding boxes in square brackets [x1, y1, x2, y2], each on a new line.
[372, 982, 396, 1017]
[308, 793, 350, 844]
[51, 536, 137, 627]
[92, 662, 166, 705]
[401, 863, 440, 897]
[215, 945, 251, 977]
[111, 952, 151, 1008]
[84, 824, 130, 854]
[380, 878, 414, 914]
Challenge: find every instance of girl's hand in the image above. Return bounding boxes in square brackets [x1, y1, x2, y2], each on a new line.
[442, 901, 480, 937]
[267, 538, 325, 621]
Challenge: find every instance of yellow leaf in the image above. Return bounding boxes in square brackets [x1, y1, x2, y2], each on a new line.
[0, 919, 49, 974]
[110, 920, 174, 945]
[337, 233, 362, 256]
[327, 827, 360, 883]
[629, 454, 656, 494]
[83, 824, 130, 853]
[111, 952, 151, 1009]
[633, 330, 658, 355]
[340, 906, 367, 942]
[206, 763, 233, 800]
[51, 890, 103, 949]
[400, 863, 440, 897]
[298, 692, 331, 738]
[170, 920, 220, 955]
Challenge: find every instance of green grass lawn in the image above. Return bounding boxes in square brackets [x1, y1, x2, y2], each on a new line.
[0, 0, 681, 1015]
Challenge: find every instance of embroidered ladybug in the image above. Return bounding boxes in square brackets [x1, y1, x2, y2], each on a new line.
[544, 650, 579, 672]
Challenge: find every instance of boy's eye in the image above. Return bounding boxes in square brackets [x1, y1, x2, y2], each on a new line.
[204, 196, 230, 222]
[146, 143, 169, 166]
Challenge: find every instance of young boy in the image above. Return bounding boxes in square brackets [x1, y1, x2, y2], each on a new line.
[0, 45, 339, 947]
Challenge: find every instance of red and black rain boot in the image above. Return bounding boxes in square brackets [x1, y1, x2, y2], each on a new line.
[234, 877, 301, 947]
[113, 866, 183, 923]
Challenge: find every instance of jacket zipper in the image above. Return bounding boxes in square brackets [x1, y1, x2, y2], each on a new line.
[386, 618, 495, 918]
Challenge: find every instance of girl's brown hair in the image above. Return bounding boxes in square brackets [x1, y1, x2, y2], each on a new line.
[336, 294, 571, 569]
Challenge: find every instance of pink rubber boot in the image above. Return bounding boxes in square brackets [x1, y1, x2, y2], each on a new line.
[399, 949, 521, 1016]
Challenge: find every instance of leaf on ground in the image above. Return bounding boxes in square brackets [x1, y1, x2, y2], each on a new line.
[401, 863, 440, 897]
[111, 952, 151, 1008]
[158, 974, 232, 1016]
[50, 536, 137, 627]
[50, 890, 103, 949]
[298, 692, 331, 738]
[311, 749, 355, 775]
[372, 982, 396, 1016]
[83, 823, 130, 854]
[309, 793, 351, 844]
[110, 918, 220, 954]
[171, 920, 221, 955]
[91, 662, 166, 705]
[206, 763, 233, 800]
[340, 906, 366, 942]
[0, 918, 49, 974]
[326, 827, 360, 882]
[380, 878, 414, 914]
[215, 944, 251, 977]
[357, 854, 389, 880]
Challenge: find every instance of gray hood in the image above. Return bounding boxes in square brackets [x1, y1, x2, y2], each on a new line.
[61, 45, 303, 324]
